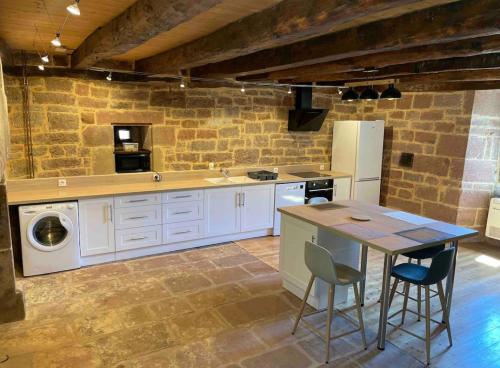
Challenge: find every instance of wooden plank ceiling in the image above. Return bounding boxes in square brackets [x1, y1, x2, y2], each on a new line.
[1, 0, 499, 90]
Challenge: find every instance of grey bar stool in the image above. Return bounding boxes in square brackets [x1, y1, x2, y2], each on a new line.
[292, 241, 367, 363]
[387, 247, 455, 366]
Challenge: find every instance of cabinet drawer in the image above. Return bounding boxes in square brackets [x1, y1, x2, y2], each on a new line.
[162, 190, 203, 203]
[114, 205, 162, 229]
[114, 193, 161, 208]
[163, 220, 204, 244]
[115, 225, 162, 251]
[163, 201, 203, 224]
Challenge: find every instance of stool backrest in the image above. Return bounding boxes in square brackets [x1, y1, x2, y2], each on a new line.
[308, 197, 329, 205]
[422, 247, 456, 285]
[304, 241, 337, 284]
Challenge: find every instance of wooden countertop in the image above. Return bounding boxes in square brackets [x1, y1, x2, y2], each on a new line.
[279, 200, 478, 255]
[7, 171, 351, 205]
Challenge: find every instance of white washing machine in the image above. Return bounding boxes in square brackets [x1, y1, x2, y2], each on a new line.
[19, 202, 81, 276]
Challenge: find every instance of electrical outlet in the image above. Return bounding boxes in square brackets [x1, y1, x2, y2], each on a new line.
[208, 162, 215, 170]
[273, 167, 279, 173]
[320, 164, 325, 170]
[58, 179, 67, 187]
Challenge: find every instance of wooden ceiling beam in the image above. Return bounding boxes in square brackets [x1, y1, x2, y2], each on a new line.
[397, 81, 500, 91]
[135, 0, 460, 74]
[288, 53, 500, 83]
[71, 0, 224, 69]
[190, 0, 500, 77]
[236, 35, 500, 82]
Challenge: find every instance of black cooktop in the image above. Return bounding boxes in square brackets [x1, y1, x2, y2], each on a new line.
[289, 171, 331, 178]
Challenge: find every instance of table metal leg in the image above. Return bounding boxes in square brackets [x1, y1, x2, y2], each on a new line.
[377, 254, 393, 350]
[360, 244, 368, 306]
[445, 240, 459, 318]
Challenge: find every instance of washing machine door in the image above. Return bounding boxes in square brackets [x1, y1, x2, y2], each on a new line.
[27, 211, 74, 252]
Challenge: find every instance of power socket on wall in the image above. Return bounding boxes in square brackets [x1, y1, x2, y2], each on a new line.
[58, 179, 67, 187]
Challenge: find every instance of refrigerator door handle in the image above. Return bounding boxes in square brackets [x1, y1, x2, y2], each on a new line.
[357, 177, 380, 182]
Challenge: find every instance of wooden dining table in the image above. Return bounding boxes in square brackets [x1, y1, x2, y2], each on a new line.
[278, 200, 478, 350]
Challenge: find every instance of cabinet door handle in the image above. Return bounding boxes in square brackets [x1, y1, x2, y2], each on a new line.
[333, 184, 338, 198]
[236, 192, 240, 207]
[311, 235, 316, 243]
[109, 205, 113, 222]
[103, 205, 108, 223]
[173, 211, 192, 215]
[127, 216, 148, 220]
[173, 195, 192, 199]
[173, 230, 191, 235]
[129, 236, 147, 241]
[128, 199, 148, 203]
[241, 192, 246, 206]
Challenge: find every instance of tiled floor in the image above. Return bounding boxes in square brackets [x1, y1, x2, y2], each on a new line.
[2, 237, 500, 367]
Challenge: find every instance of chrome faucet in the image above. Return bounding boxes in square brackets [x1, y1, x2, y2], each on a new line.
[220, 168, 230, 178]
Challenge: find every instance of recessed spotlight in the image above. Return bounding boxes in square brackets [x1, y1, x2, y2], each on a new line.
[51, 33, 62, 47]
[66, 0, 81, 16]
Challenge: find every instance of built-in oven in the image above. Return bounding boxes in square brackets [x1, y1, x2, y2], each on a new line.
[115, 151, 151, 173]
[305, 179, 334, 203]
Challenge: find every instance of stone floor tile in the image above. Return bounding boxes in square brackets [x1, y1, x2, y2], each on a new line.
[217, 294, 294, 327]
[125, 253, 186, 272]
[252, 314, 310, 347]
[69, 262, 131, 284]
[208, 328, 267, 364]
[212, 253, 259, 268]
[181, 243, 243, 262]
[240, 344, 313, 368]
[168, 310, 229, 342]
[187, 283, 250, 309]
[84, 321, 175, 366]
[203, 266, 253, 284]
[147, 296, 194, 320]
[241, 260, 277, 276]
[164, 273, 212, 294]
[239, 272, 282, 296]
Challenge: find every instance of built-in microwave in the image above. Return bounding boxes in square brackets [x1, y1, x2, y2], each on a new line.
[115, 151, 151, 173]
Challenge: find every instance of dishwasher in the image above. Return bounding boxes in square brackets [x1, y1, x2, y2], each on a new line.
[273, 182, 306, 236]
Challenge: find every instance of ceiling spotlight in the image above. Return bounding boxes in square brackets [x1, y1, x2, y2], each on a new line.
[362, 67, 379, 73]
[179, 78, 185, 88]
[287, 85, 292, 94]
[337, 87, 342, 95]
[37, 65, 45, 71]
[341, 87, 359, 102]
[380, 83, 402, 100]
[360, 86, 379, 101]
[41, 54, 49, 63]
[51, 33, 62, 47]
[240, 83, 245, 93]
[66, 0, 81, 16]
[106, 72, 112, 81]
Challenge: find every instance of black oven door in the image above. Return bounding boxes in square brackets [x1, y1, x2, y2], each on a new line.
[115, 153, 151, 173]
[305, 179, 334, 203]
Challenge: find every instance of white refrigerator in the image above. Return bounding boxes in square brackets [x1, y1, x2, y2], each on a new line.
[331, 120, 384, 204]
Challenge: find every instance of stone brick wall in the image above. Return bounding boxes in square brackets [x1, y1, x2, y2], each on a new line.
[4, 76, 337, 178]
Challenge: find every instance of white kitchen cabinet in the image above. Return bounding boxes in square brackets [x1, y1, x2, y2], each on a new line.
[79, 197, 115, 256]
[114, 205, 162, 229]
[241, 184, 275, 232]
[333, 177, 352, 201]
[204, 187, 241, 237]
[115, 225, 162, 251]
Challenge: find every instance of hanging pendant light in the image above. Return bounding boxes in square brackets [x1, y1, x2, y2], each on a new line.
[341, 87, 359, 102]
[240, 83, 246, 93]
[380, 84, 402, 100]
[41, 54, 49, 63]
[106, 72, 112, 81]
[66, 0, 81, 16]
[37, 65, 45, 71]
[287, 85, 292, 94]
[51, 33, 62, 47]
[360, 86, 379, 100]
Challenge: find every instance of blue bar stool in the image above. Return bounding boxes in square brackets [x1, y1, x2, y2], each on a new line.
[387, 247, 454, 366]
[292, 241, 367, 363]
[379, 244, 445, 320]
